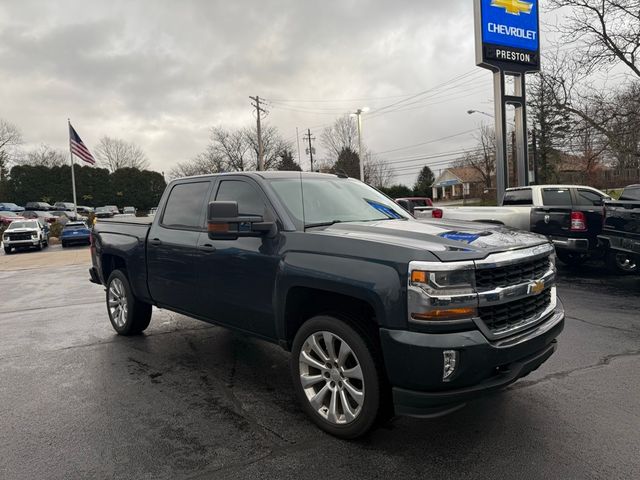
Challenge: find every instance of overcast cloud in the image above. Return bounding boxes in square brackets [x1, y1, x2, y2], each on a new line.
[0, 0, 557, 185]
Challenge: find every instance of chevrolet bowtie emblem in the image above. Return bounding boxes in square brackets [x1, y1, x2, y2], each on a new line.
[529, 280, 545, 295]
[491, 0, 533, 15]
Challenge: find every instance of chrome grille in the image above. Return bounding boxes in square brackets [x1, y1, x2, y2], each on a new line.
[475, 256, 551, 290]
[478, 289, 552, 333]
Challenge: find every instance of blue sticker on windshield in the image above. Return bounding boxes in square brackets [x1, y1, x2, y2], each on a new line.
[365, 199, 403, 219]
[439, 232, 481, 244]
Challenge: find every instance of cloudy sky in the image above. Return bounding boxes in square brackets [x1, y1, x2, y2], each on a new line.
[0, 0, 559, 186]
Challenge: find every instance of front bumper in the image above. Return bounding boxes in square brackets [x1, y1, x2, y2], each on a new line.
[4, 239, 40, 248]
[381, 300, 564, 417]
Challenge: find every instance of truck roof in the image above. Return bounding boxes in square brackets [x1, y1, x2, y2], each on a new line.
[176, 171, 348, 182]
[507, 184, 604, 191]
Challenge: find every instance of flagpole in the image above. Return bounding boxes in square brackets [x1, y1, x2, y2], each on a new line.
[68, 119, 78, 214]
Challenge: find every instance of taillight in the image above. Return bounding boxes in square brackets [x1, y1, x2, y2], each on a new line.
[570, 211, 587, 231]
[432, 208, 443, 219]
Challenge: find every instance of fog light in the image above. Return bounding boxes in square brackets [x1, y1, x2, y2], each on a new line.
[443, 350, 458, 382]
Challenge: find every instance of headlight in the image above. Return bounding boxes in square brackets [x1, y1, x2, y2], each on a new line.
[410, 269, 475, 295]
[408, 264, 477, 323]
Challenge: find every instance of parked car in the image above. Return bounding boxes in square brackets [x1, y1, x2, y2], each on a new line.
[90, 171, 564, 438]
[0, 202, 25, 213]
[77, 206, 94, 214]
[25, 201, 54, 211]
[51, 210, 85, 222]
[53, 202, 76, 212]
[20, 210, 57, 224]
[148, 207, 158, 216]
[0, 211, 25, 226]
[431, 185, 611, 267]
[94, 206, 115, 219]
[104, 205, 120, 214]
[61, 221, 91, 248]
[395, 197, 434, 215]
[2, 219, 49, 254]
[598, 184, 640, 274]
[122, 206, 136, 215]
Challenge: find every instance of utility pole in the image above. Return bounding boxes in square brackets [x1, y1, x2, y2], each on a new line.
[354, 109, 365, 182]
[296, 127, 302, 169]
[249, 96, 267, 170]
[303, 129, 315, 172]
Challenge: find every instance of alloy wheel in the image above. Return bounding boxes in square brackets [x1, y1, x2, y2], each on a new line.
[108, 278, 128, 328]
[298, 331, 364, 425]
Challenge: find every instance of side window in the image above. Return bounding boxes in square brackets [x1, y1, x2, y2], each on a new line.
[215, 180, 267, 216]
[503, 189, 533, 205]
[542, 188, 572, 206]
[161, 182, 210, 229]
[575, 189, 603, 206]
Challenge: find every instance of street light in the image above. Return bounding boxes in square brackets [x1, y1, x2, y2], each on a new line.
[467, 109, 494, 119]
[351, 107, 369, 182]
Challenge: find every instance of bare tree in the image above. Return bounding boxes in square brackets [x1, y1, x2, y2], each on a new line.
[550, 0, 640, 78]
[364, 154, 394, 188]
[208, 124, 292, 172]
[0, 119, 23, 180]
[169, 150, 227, 180]
[457, 125, 496, 189]
[321, 116, 359, 160]
[95, 136, 150, 172]
[243, 125, 292, 170]
[210, 127, 250, 171]
[19, 144, 68, 168]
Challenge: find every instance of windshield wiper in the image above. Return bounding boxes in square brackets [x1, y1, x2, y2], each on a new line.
[304, 220, 343, 229]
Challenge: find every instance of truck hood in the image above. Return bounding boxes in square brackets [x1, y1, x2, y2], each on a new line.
[309, 218, 549, 262]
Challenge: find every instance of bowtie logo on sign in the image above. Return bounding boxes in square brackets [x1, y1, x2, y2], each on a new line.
[491, 0, 533, 15]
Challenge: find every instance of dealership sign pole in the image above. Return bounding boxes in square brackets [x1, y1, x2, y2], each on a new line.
[474, 0, 540, 202]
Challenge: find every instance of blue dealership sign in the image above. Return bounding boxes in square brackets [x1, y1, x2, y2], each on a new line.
[474, 0, 540, 72]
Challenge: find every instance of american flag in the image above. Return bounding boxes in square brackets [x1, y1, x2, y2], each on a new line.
[69, 123, 96, 165]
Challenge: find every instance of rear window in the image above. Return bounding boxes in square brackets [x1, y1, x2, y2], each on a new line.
[503, 189, 533, 205]
[161, 181, 210, 229]
[620, 186, 640, 201]
[542, 189, 572, 206]
[575, 189, 604, 206]
[65, 223, 87, 230]
[412, 199, 430, 207]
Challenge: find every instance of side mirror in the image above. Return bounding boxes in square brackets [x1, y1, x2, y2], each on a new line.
[207, 201, 276, 240]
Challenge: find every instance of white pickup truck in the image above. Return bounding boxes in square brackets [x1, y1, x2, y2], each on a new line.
[425, 185, 612, 265]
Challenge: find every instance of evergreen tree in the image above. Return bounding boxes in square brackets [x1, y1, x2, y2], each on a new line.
[276, 150, 302, 171]
[412, 166, 435, 197]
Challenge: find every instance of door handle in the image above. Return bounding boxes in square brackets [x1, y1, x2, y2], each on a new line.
[150, 238, 162, 246]
[199, 243, 216, 252]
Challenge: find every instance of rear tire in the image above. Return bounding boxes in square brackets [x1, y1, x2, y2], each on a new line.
[290, 314, 386, 439]
[106, 269, 152, 335]
[606, 250, 638, 275]
[556, 250, 588, 267]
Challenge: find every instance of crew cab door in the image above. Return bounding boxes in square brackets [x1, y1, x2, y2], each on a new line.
[195, 177, 280, 338]
[147, 180, 212, 314]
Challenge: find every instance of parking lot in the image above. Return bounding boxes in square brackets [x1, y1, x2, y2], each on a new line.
[0, 247, 638, 480]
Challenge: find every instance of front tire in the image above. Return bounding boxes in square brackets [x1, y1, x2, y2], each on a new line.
[106, 269, 152, 335]
[3, 246, 11, 255]
[290, 315, 385, 439]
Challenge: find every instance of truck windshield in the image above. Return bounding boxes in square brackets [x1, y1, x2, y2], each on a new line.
[8, 221, 37, 229]
[268, 176, 411, 228]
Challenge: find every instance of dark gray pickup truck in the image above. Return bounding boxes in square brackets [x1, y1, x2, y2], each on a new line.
[89, 171, 564, 438]
[599, 184, 640, 274]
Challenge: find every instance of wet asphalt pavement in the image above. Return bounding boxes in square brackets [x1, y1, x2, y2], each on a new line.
[0, 250, 639, 479]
